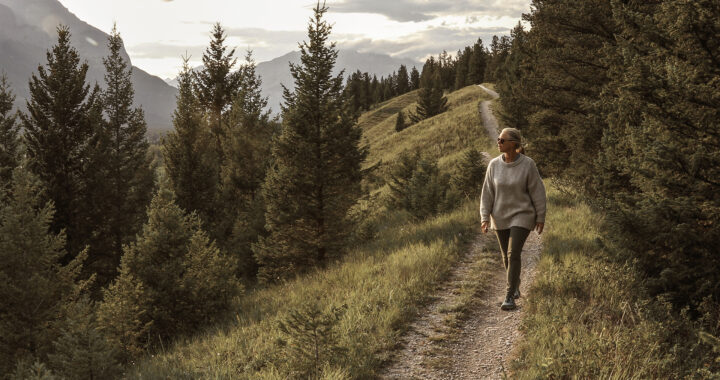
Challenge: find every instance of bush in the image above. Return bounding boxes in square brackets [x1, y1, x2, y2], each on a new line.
[97, 183, 242, 359]
[276, 301, 349, 379]
[386, 150, 452, 219]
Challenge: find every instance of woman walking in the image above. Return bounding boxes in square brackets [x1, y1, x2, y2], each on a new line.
[480, 128, 546, 310]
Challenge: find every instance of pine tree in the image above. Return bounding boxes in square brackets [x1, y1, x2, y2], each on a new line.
[516, 0, 616, 193]
[410, 66, 420, 90]
[194, 23, 242, 146]
[163, 58, 220, 228]
[254, 3, 367, 283]
[407, 158, 448, 219]
[370, 75, 381, 104]
[449, 147, 487, 200]
[396, 64, 410, 94]
[21, 25, 103, 258]
[86, 25, 154, 287]
[0, 167, 89, 375]
[47, 297, 120, 379]
[467, 39, 487, 84]
[410, 70, 448, 123]
[454, 47, 471, 90]
[98, 180, 241, 356]
[496, 23, 533, 131]
[0, 73, 19, 186]
[276, 302, 348, 379]
[395, 111, 406, 132]
[218, 50, 274, 279]
[597, 0, 720, 310]
[386, 150, 420, 211]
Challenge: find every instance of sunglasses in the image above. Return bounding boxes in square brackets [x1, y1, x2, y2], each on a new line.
[497, 138, 517, 144]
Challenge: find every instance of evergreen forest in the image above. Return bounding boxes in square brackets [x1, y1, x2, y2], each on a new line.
[0, 1, 718, 378]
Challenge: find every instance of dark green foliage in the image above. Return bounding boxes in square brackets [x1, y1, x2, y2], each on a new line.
[410, 66, 420, 90]
[407, 159, 449, 219]
[163, 59, 220, 228]
[437, 50, 456, 90]
[511, 0, 615, 191]
[217, 51, 275, 279]
[344, 70, 371, 115]
[193, 23, 242, 141]
[254, 3, 367, 283]
[10, 360, 56, 380]
[98, 181, 241, 358]
[396, 64, 410, 94]
[454, 47, 471, 90]
[96, 267, 150, 360]
[21, 25, 103, 257]
[596, 0, 720, 311]
[496, 23, 533, 131]
[467, 38, 487, 84]
[450, 147, 487, 200]
[0, 167, 89, 375]
[0, 74, 19, 186]
[501, 0, 720, 334]
[47, 297, 120, 379]
[483, 35, 511, 82]
[276, 302, 348, 379]
[387, 150, 421, 211]
[86, 26, 154, 287]
[387, 151, 450, 219]
[410, 70, 448, 123]
[394, 111, 406, 132]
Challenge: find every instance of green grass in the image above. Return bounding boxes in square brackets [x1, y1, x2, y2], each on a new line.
[129, 202, 481, 379]
[130, 84, 495, 379]
[361, 85, 494, 174]
[510, 184, 714, 379]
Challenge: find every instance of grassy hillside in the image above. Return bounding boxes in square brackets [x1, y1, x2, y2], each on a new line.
[128, 85, 495, 379]
[510, 185, 719, 378]
[360, 85, 494, 174]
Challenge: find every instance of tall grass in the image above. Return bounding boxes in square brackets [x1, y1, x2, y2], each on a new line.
[511, 185, 714, 379]
[129, 201, 481, 379]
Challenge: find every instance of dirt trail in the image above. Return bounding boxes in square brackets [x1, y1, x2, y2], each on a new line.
[379, 84, 543, 380]
[478, 84, 500, 141]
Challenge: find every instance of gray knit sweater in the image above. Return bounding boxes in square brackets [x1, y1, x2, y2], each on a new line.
[480, 153, 546, 231]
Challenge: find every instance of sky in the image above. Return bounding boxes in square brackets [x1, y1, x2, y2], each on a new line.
[56, 0, 531, 79]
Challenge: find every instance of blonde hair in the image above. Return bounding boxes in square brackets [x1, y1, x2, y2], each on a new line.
[500, 127, 525, 154]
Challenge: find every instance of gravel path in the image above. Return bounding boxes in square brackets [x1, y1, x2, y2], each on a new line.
[379, 233, 542, 380]
[478, 84, 500, 141]
[379, 84, 543, 379]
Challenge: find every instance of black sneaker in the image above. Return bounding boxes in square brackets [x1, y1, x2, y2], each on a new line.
[501, 295, 516, 310]
[513, 289, 521, 299]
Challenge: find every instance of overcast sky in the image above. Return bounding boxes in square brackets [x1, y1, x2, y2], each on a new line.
[56, 0, 531, 79]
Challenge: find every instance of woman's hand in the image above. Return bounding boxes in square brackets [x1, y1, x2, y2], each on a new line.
[481, 221, 489, 234]
[535, 222, 544, 235]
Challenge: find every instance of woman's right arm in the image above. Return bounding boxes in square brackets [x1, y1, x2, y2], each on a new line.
[480, 164, 494, 233]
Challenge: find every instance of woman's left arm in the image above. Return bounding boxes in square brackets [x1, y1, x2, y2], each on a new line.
[527, 160, 547, 233]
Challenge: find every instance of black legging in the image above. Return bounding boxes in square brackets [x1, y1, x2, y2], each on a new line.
[495, 227, 530, 296]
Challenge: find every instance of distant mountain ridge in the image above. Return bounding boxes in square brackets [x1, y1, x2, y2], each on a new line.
[0, 0, 177, 131]
[0, 0, 419, 131]
[165, 50, 420, 115]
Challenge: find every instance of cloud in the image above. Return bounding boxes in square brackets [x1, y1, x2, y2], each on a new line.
[330, 0, 530, 22]
[224, 27, 308, 47]
[127, 42, 206, 59]
[338, 24, 511, 62]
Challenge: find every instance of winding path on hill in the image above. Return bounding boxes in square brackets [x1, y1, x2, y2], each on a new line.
[379, 84, 543, 379]
[478, 84, 500, 142]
